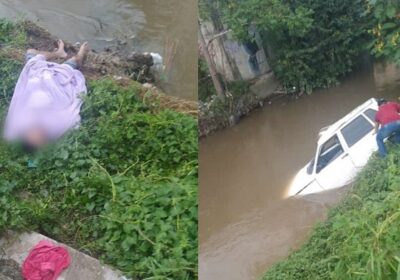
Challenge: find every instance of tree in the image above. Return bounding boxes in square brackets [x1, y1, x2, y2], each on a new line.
[368, 0, 400, 64]
[198, 19, 225, 98]
[202, 0, 372, 94]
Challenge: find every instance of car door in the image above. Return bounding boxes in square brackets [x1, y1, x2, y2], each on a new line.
[340, 112, 377, 168]
[315, 134, 357, 190]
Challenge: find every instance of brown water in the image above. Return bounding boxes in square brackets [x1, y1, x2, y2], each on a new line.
[0, 0, 197, 100]
[199, 62, 400, 280]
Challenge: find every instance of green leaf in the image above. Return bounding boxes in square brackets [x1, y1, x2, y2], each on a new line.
[382, 22, 397, 29]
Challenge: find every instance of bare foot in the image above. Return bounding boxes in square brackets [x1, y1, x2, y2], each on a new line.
[77, 42, 89, 60]
[56, 39, 68, 59]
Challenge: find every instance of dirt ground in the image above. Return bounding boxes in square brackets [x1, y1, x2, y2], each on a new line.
[21, 21, 155, 82]
[0, 259, 22, 280]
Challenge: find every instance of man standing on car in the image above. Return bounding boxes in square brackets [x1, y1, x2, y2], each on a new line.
[375, 98, 400, 157]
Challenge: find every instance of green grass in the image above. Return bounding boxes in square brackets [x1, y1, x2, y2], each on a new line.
[262, 147, 400, 280]
[0, 20, 198, 279]
[0, 19, 26, 47]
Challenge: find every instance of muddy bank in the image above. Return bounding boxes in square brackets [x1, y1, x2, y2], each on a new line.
[199, 67, 284, 137]
[1, 21, 198, 117]
[199, 91, 260, 137]
[199, 86, 288, 137]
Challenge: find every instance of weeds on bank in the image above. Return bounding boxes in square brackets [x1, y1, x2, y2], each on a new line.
[0, 20, 198, 279]
[0, 19, 26, 48]
[263, 148, 400, 280]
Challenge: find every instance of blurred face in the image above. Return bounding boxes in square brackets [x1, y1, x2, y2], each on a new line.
[24, 128, 48, 149]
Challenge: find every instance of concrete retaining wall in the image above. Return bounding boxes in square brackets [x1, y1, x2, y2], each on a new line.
[0, 232, 125, 280]
[200, 21, 271, 81]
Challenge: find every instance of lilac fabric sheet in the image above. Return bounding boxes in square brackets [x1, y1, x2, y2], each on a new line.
[4, 55, 87, 141]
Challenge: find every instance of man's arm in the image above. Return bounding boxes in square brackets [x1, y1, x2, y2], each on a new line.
[374, 122, 380, 134]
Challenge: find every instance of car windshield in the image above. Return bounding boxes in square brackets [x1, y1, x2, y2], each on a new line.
[341, 115, 373, 148]
[316, 135, 344, 173]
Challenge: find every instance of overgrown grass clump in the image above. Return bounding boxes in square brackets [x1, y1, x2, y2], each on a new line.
[0, 19, 26, 47]
[0, 20, 198, 279]
[263, 148, 400, 279]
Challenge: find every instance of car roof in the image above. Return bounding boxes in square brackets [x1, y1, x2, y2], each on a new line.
[317, 98, 377, 145]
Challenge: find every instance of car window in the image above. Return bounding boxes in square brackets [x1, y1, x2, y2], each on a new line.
[341, 115, 373, 148]
[316, 135, 344, 173]
[307, 158, 315, 175]
[363, 108, 377, 123]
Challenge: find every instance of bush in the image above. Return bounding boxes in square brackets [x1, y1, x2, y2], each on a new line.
[201, 0, 398, 95]
[368, 0, 400, 65]
[0, 19, 26, 47]
[203, 0, 373, 94]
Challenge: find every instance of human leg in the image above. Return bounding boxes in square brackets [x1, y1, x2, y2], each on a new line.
[376, 128, 388, 157]
[63, 42, 89, 69]
[26, 40, 67, 61]
[391, 131, 400, 144]
[376, 121, 400, 157]
[387, 120, 400, 144]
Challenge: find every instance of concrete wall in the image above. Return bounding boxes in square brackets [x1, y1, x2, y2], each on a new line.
[200, 21, 271, 81]
[373, 62, 400, 91]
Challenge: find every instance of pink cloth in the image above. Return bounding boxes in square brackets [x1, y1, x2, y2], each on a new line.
[22, 240, 71, 280]
[4, 54, 87, 141]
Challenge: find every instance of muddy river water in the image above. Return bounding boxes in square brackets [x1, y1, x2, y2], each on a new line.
[200, 62, 400, 280]
[0, 0, 197, 100]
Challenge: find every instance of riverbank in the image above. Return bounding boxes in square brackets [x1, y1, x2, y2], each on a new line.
[199, 72, 282, 137]
[0, 20, 198, 117]
[0, 19, 198, 279]
[262, 145, 400, 279]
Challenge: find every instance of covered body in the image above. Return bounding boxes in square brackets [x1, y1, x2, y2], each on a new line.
[4, 55, 87, 141]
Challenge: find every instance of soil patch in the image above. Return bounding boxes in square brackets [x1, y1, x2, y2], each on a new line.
[0, 259, 22, 280]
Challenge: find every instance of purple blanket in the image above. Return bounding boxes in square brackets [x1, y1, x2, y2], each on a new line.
[4, 55, 87, 141]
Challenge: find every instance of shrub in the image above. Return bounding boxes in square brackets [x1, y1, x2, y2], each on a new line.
[201, 0, 373, 94]
[0, 19, 26, 47]
[368, 0, 400, 65]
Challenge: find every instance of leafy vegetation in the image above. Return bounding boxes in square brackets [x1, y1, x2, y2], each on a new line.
[201, 0, 373, 94]
[198, 58, 216, 102]
[0, 20, 198, 279]
[262, 146, 400, 279]
[368, 0, 400, 65]
[200, 0, 400, 96]
[199, 57, 250, 103]
[0, 19, 26, 47]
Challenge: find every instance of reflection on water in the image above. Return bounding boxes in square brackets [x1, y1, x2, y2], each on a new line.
[200, 62, 400, 280]
[0, 0, 197, 100]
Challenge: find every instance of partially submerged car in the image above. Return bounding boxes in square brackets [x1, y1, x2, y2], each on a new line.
[288, 98, 379, 196]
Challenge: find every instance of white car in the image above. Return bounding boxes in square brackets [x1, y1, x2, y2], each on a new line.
[288, 98, 379, 196]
